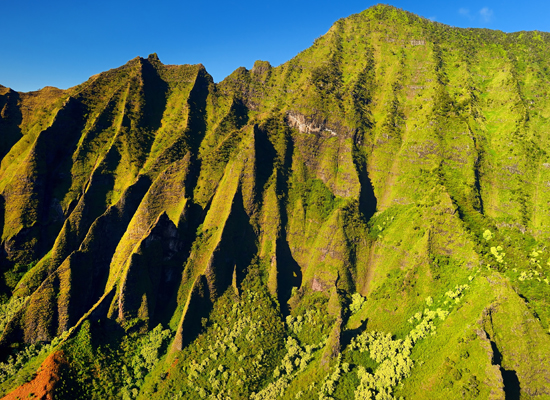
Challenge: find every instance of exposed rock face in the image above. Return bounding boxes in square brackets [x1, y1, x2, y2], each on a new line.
[287, 112, 338, 136]
[0, 5, 549, 399]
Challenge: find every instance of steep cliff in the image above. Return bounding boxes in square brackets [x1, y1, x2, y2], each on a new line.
[0, 6, 549, 399]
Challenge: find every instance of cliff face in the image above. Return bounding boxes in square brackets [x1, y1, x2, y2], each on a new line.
[0, 6, 549, 399]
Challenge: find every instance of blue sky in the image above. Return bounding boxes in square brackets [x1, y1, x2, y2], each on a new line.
[2, 1, 550, 92]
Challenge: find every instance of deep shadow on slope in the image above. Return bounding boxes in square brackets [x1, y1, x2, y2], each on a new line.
[0, 89, 22, 162]
[357, 162, 377, 221]
[276, 232, 302, 316]
[1, 97, 86, 270]
[352, 143, 377, 221]
[141, 56, 169, 132]
[178, 67, 211, 195]
[208, 187, 257, 299]
[253, 124, 276, 206]
[276, 120, 302, 315]
[489, 339, 521, 400]
[62, 175, 152, 330]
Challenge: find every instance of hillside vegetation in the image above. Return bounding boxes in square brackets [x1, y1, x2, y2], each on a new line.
[0, 5, 549, 399]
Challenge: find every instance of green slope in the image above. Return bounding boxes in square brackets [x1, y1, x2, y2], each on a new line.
[0, 5, 549, 399]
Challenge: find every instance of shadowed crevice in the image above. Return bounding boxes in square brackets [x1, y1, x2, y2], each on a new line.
[62, 175, 152, 329]
[254, 125, 277, 205]
[275, 118, 301, 315]
[117, 213, 185, 330]
[1, 97, 86, 268]
[471, 133, 485, 214]
[140, 58, 169, 132]
[341, 317, 369, 349]
[187, 68, 212, 153]
[180, 67, 211, 202]
[38, 98, 89, 260]
[489, 339, 521, 400]
[275, 232, 302, 316]
[0, 89, 22, 162]
[357, 160, 377, 221]
[176, 274, 212, 350]
[48, 147, 120, 273]
[205, 187, 257, 300]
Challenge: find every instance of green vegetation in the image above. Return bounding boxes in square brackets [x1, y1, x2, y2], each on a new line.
[0, 296, 27, 335]
[0, 4, 549, 399]
[0, 332, 68, 396]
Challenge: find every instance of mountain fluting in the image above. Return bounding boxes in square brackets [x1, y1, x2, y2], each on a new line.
[0, 5, 549, 399]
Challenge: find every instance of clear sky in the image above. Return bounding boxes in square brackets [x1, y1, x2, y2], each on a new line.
[2, 1, 550, 92]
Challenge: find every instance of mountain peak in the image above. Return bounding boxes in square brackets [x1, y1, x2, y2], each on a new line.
[0, 6, 549, 400]
[147, 52, 161, 63]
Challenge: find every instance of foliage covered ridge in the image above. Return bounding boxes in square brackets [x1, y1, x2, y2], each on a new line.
[0, 4, 550, 399]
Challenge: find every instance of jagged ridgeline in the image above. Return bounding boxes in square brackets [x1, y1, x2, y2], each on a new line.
[0, 5, 550, 399]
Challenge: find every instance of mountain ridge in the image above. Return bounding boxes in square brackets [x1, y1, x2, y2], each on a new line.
[0, 4, 549, 399]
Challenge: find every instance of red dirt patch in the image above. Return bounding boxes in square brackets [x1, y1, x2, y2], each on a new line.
[1, 351, 68, 400]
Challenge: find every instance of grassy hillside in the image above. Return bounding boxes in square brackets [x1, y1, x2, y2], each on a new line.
[0, 5, 549, 399]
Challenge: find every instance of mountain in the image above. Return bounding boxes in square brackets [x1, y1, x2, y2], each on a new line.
[0, 5, 550, 399]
